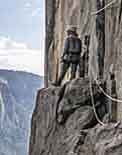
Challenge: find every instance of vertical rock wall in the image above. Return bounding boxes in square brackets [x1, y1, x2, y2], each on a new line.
[45, 0, 122, 120]
[28, 1, 122, 154]
[45, 0, 55, 87]
[104, 0, 122, 120]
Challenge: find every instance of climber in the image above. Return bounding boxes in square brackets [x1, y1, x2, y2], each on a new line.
[53, 26, 82, 86]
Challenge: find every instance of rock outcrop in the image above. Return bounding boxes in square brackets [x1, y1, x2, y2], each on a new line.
[29, 78, 111, 155]
[29, 78, 122, 155]
[77, 122, 122, 155]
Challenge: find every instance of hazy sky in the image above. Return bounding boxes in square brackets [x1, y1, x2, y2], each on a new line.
[0, 0, 45, 76]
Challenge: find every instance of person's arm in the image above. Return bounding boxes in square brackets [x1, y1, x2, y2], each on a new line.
[79, 39, 86, 57]
[80, 39, 82, 54]
[61, 38, 69, 61]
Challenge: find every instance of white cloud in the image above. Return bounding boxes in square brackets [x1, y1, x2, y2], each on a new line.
[0, 37, 28, 49]
[0, 49, 44, 76]
[0, 37, 44, 76]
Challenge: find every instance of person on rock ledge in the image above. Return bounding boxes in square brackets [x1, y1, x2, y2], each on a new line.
[53, 26, 82, 86]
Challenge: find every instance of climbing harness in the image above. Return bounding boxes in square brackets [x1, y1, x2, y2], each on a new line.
[91, 0, 118, 15]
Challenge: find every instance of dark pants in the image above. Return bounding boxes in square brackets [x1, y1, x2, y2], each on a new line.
[78, 55, 85, 78]
[56, 62, 79, 85]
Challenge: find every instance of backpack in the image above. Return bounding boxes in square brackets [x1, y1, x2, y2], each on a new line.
[62, 36, 81, 63]
[68, 36, 81, 54]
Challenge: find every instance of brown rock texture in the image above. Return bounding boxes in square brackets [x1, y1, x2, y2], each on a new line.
[29, 0, 122, 155]
[80, 122, 122, 155]
[29, 78, 122, 155]
[45, 0, 122, 119]
[29, 78, 108, 155]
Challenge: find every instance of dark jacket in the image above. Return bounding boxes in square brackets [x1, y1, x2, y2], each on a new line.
[62, 35, 82, 63]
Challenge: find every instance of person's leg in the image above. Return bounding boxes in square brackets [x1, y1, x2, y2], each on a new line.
[79, 56, 85, 78]
[56, 62, 70, 85]
[70, 63, 78, 80]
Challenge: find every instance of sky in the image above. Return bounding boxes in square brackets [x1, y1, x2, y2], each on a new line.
[0, 0, 45, 76]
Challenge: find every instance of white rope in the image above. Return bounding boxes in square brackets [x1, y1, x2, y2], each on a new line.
[90, 0, 122, 103]
[89, 65, 122, 103]
[95, 78, 122, 103]
[89, 69, 105, 126]
[91, 0, 118, 15]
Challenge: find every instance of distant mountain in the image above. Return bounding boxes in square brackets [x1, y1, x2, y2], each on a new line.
[0, 70, 43, 155]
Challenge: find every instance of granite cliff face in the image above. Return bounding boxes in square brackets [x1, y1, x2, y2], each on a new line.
[29, 78, 122, 155]
[29, 78, 106, 155]
[45, 0, 122, 119]
[29, 0, 122, 155]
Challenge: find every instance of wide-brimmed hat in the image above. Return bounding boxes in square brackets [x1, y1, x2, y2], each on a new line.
[66, 26, 77, 33]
